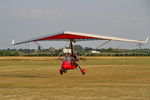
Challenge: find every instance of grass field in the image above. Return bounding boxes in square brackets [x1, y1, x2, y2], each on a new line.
[0, 57, 150, 100]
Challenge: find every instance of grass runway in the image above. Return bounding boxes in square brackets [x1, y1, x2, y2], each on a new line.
[0, 57, 150, 100]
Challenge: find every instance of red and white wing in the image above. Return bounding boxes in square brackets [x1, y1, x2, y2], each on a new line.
[12, 31, 148, 45]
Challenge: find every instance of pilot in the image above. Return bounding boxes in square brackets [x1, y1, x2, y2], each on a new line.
[67, 53, 71, 57]
[65, 53, 71, 61]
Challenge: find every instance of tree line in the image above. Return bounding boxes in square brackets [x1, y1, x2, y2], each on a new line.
[0, 45, 150, 56]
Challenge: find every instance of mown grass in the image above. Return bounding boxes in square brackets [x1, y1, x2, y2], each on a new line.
[0, 57, 150, 100]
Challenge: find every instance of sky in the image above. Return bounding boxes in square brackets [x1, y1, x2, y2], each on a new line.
[0, 0, 150, 49]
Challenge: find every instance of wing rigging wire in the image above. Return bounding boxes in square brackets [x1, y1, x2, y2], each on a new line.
[95, 40, 111, 49]
[34, 41, 53, 56]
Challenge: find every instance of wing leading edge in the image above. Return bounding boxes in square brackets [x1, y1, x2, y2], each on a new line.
[12, 31, 148, 45]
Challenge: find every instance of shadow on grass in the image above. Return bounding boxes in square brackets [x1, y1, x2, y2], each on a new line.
[0, 73, 57, 78]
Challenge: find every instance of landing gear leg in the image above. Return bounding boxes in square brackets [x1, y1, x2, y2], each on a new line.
[76, 64, 86, 75]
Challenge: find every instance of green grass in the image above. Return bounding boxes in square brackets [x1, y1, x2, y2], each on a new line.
[0, 57, 150, 100]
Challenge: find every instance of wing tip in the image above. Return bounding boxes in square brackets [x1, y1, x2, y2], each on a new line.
[144, 36, 149, 43]
[11, 40, 15, 45]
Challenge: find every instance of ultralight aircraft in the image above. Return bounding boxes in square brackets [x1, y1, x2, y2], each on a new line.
[12, 31, 148, 75]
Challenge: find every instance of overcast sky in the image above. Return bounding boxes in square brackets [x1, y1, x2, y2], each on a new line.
[0, 0, 150, 49]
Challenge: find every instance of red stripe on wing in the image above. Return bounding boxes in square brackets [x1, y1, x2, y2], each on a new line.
[36, 34, 96, 41]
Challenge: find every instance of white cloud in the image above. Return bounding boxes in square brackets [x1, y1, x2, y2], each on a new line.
[17, 9, 64, 20]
